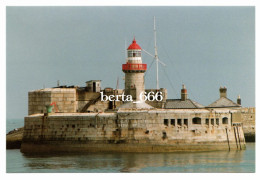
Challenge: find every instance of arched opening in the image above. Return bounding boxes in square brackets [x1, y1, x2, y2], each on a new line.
[222, 117, 228, 124]
[192, 117, 201, 124]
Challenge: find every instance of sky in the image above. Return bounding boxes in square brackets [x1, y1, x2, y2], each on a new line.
[6, 6, 255, 119]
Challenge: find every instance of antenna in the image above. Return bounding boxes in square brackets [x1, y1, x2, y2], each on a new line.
[125, 39, 127, 61]
[142, 16, 166, 89]
[116, 77, 119, 90]
[154, 16, 159, 89]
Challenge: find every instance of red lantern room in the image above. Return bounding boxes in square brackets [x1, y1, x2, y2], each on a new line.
[122, 38, 147, 72]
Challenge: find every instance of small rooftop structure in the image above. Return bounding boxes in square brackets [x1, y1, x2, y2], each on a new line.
[85, 80, 101, 92]
[207, 97, 241, 108]
[207, 86, 241, 108]
[85, 80, 101, 84]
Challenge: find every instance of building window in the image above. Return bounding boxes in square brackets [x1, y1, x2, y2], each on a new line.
[211, 119, 214, 125]
[177, 119, 182, 126]
[164, 119, 168, 126]
[162, 131, 167, 139]
[206, 119, 209, 125]
[109, 101, 113, 109]
[216, 118, 219, 125]
[184, 119, 188, 126]
[171, 119, 175, 126]
[192, 117, 201, 124]
[222, 117, 228, 124]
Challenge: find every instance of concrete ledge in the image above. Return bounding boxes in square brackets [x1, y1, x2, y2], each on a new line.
[6, 127, 23, 149]
[20, 141, 246, 154]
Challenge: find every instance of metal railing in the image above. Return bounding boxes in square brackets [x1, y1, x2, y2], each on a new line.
[122, 63, 147, 71]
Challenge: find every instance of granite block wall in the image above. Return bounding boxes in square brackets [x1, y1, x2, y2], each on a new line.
[28, 88, 77, 115]
[21, 110, 246, 153]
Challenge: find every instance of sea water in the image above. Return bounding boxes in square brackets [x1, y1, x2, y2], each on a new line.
[6, 119, 255, 173]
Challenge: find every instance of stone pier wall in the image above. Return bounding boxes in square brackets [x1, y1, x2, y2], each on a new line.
[21, 109, 246, 153]
[241, 107, 255, 141]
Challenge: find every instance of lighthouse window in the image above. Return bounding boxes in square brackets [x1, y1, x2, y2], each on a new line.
[128, 51, 141, 57]
[128, 51, 133, 57]
[222, 117, 228, 124]
[135, 52, 141, 57]
[192, 117, 201, 124]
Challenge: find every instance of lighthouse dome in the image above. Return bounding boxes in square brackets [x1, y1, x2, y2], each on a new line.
[127, 38, 141, 50]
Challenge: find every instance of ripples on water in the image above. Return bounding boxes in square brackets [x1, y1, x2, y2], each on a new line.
[6, 143, 255, 173]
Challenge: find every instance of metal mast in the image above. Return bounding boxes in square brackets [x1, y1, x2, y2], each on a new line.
[154, 16, 159, 89]
[125, 39, 127, 62]
[142, 17, 166, 89]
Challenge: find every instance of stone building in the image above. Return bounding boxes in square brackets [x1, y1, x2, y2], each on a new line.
[207, 87, 241, 109]
[206, 87, 255, 141]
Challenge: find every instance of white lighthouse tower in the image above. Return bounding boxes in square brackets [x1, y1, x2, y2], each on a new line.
[121, 38, 152, 108]
[122, 38, 146, 101]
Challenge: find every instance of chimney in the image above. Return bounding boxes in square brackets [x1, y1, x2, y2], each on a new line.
[219, 86, 227, 98]
[237, 95, 241, 105]
[181, 84, 187, 101]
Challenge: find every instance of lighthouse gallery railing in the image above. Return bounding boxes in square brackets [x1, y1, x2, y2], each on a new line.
[122, 63, 147, 71]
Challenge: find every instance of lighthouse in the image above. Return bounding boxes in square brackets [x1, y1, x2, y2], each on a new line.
[122, 38, 147, 102]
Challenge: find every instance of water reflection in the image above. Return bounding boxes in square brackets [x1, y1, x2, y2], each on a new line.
[15, 143, 255, 173]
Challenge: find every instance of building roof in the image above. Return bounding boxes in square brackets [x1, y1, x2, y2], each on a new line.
[127, 38, 141, 50]
[165, 99, 204, 109]
[86, 80, 101, 83]
[29, 88, 76, 93]
[207, 97, 241, 108]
